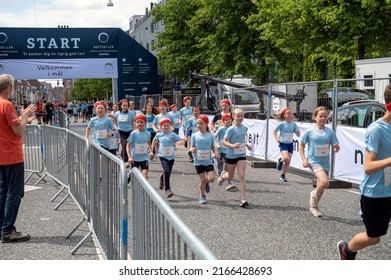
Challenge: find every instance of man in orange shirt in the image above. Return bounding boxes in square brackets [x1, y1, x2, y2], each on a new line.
[0, 74, 35, 243]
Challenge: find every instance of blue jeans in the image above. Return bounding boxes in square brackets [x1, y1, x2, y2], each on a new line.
[159, 157, 174, 191]
[0, 163, 25, 235]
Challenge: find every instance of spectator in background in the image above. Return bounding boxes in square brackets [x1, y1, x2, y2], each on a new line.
[44, 100, 54, 125]
[0, 74, 36, 243]
[35, 101, 43, 124]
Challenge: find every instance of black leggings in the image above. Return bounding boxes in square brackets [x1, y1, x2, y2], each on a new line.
[119, 130, 131, 162]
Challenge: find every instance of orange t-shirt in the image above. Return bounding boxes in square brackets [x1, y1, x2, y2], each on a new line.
[0, 97, 23, 165]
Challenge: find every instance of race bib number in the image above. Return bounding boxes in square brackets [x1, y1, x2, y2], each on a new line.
[197, 150, 210, 161]
[134, 143, 148, 154]
[234, 144, 246, 154]
[174, 118, 179, 125]
[314, 144, 329, 157]
[118, 114, 128, 122]
[147, 122, 153, 129]
[283, 133, 293, 142]
[384, 167, 391, 187]
[110, 138, 117, 146]
[161, 146, 174, 157]
[96, 129, 107, 139]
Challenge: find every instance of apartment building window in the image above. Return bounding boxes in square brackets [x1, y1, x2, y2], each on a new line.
[146, 43, 150, 51]
[150, 23, 154, 33]
[364, 75, 373, 87]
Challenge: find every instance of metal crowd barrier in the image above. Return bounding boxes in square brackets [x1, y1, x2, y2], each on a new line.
[84, 141, 128, 260]
[23, 125, 45, 185]
[130, 167, 217, 260]
[23, 124, 217, 260]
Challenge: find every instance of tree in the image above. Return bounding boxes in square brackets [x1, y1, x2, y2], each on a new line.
[71, 79, 112, 101]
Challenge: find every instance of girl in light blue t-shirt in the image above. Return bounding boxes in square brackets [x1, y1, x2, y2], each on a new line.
[273, 108, 301, 182]
[217, 109, 252, 208]
[299, 106, 340, 218]
[189, 115, 220, 205]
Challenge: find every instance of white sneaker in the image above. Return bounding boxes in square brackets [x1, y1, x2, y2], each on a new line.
[310, 190, 318, 209]
[310, 207, 323, 217]
[217, 171, 226, 186]
[225, 180, 236, 190]
[198, 195, 206, 204]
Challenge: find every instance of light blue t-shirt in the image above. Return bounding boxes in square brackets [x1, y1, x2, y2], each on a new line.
[114, 110, 135, 132]
[126, 130, 151, 162]
[87, 116, 116, 148]
[186, 116, 199, 134]
[108, 130, 119, 150]
[180, 107, 193, 130]
[168, 111, 181, 129]
[300, 126, 339, 171]
[146, 113, 155, 134]
[224, 124, 248, 159]
[360, 119, 391, 198]
[153, 113, 174, 131]
[215, 126, 228, 154]
[190, 131, 215, 166]
[155, 131, 183, 160]
[275, 121, 299, 144]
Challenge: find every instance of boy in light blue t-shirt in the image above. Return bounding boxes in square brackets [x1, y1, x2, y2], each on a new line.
[337, 84, 391, 260]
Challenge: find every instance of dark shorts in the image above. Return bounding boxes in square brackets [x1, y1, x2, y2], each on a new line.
[195, 164, 214, 174]
[132, 160, 149, 170]
[279, 142, 294, 153]
[361, 195, 391, 238]
[226, 156, 247, 165]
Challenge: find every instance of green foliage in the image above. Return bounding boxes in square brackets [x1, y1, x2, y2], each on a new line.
[152, 0, 391, 83]
[71, 79, 112, 101]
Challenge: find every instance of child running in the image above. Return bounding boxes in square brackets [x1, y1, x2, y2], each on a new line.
[126, 114, 154, 179]
[273, 107, 301, 182]
[85, 101, 117, 153]
[217, 109, 252, 207]
[152, 118, 184, 199]
[189, 115, 219, 204]
[185, 106, 201, 162]
[337, 84, 391, 260]
[214, 114, 235, 190]
[299, 106, 340, 217]
[168, 104, 181, 135]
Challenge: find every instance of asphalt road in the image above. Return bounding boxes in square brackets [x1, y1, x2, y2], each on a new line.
[69, 121, 391, 260]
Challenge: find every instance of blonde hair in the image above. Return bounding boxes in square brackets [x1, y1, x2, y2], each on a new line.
[312, 106, 328, 119]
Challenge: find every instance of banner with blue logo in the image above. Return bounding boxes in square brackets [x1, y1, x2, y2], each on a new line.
[0, 27, 158, 100]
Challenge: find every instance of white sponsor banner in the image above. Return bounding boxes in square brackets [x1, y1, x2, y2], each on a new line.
[0, 59, 118, 79]
[335, 126, 365, 184]
[242, 118, 366, 183]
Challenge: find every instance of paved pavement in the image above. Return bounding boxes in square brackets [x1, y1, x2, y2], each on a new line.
[2, 121, 390, 260]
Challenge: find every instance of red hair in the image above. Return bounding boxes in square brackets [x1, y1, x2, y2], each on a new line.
[222, 114, 232, 122]
[159, 118, 171, 126]
[197, 115, 209, 124]
[118, 99, 129, 107]
[220, 99, 231, 107]
[183, 96, 192, 103]
[134, 114, 147, 123]
[94, 101, 107, 110]
[281, 108, 290, 117]
[159, 101, 168, 107]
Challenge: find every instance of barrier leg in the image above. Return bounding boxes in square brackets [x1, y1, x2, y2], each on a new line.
[71, 231, 93, 255]
[66, 216, 87, 239]
[54, 193, 70, 210]
[51, 186, 67, 202]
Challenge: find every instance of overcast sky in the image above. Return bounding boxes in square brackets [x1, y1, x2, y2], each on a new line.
[0, 0, 153, 31]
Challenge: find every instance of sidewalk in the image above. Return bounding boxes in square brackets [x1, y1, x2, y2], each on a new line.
[0, 175, 100, 260]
